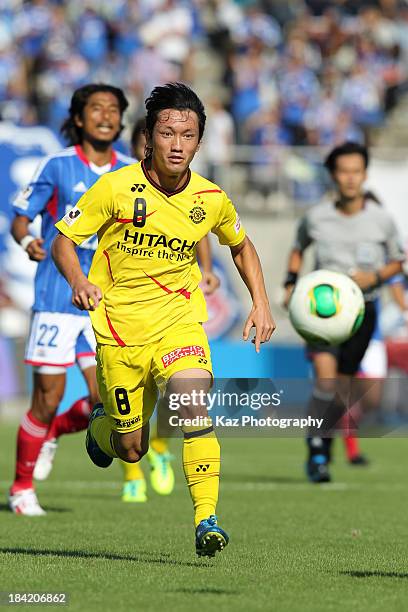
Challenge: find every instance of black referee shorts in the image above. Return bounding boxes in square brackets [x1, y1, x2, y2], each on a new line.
[306, 301, 377, 376]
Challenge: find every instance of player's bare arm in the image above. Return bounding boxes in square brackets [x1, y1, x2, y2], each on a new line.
[52, 233, 102, 311]
[230, 236, 276, 352]
[11, 215, 46, 261]
[196, 236, 220, 295]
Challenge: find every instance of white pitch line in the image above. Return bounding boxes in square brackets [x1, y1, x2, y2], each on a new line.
[1, 480, 407, 492]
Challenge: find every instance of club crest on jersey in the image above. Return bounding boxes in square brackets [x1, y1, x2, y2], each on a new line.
[131, 183, 146, 193]
[62, 205, 82, 226]
[189, 206, 206, 224]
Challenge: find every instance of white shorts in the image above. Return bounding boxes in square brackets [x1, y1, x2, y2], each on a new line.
[359, 338, 387, 378]
[25, 312, 96, 374]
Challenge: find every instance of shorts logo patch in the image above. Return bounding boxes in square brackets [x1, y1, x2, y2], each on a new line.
[162, 345, 206, 368]
[63, 206, 82, 226]
[189, 206, 206, 224]
[115, 415, 141, 428]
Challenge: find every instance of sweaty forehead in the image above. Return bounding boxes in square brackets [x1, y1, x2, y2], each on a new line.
[156, 109, 198, 129]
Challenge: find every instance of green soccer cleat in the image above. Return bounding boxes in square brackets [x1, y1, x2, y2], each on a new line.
[195, 515, 229, 557]
[147, 448, 175, 495]
[86, 403, 113, 468]
[122, 479, 147, 503]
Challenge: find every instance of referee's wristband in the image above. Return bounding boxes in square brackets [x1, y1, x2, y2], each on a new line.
[374, 270, 383, 288]
[20, 235, 35, 251]
[283, 271, 298, 288]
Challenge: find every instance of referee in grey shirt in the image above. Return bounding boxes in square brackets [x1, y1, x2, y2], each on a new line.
[284, 141, 405, 483]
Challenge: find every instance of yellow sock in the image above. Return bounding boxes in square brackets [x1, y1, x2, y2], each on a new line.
[91, 416, 118, 458]
[150, 436, 168, 454]
[120, 459, 144, 481]
[182, 421, 220, 527]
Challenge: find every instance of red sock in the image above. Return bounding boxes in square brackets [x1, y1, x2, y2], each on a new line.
[343, 435, 360, 460]
[340, 412, 360, 460]
[12, 411, 49, 493]
[46, 396, 92, 440]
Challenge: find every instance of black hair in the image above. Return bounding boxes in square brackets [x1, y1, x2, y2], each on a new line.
[144, 83, 206, 143]
[60, 83, 129, 145]
[324, 141, 369, 174]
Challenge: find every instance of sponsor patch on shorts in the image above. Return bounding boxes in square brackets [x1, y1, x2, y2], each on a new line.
[162, 345, 205, 368]
[115, 415, 141, 428]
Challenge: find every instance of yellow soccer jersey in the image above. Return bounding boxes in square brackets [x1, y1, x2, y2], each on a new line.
[55, 160, 246, 346]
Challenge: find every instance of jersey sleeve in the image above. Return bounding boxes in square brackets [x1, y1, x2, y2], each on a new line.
[293, 214, 312, 252]
[13, 157, 56, 220]
[384, 215, 405, 263]
[211, 192, 246, 247]
[55, 174, 114, 245]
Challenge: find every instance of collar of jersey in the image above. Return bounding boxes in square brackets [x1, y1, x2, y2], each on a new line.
[141, 159, 191, 197]
[75, 144, 118, 169]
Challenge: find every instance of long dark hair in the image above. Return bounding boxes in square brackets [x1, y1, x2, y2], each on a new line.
[60, 84, 129, 145]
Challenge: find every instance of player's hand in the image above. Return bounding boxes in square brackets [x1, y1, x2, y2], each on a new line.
[243, 301, 276, 353]
[26, 238, 46, 261]
[200, 271, 220, 295]
[350, 269, 377, 291]
[72, 278, 103, 311]
[283, 284, 295, 309]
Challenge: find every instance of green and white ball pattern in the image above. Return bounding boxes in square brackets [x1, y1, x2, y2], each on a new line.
[289, 270, 365, 345]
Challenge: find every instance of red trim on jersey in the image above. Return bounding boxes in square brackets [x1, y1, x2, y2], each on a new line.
[141, 160, 191, 197]
[143, 272, 191, 300]
[46, 187, 58, 220]
[105, 307, 126, 347]
[116, 211, 156, 223]
[192, 189, 222, 195]
[144, 271, 172, 294]
[76, 351, 96, 358]
[75, 145, 90, 166]
[75, 145, 117, 168]
[103, 249, 115, 283]
[25, 359, 75, 367]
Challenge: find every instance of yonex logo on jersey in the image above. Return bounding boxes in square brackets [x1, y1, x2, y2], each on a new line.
[131, 183, 146, 193]
[62, 206, 82, 226]
[189, 206, 206, 224]
[162, 345, 206, 368]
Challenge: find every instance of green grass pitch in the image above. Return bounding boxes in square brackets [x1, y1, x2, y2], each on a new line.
[1, 420, 408, 611]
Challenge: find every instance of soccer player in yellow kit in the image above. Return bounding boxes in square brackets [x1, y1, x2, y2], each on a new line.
[52, 83, 275, 556]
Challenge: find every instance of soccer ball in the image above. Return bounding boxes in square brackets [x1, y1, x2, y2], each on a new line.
[288, 270, 365, 345]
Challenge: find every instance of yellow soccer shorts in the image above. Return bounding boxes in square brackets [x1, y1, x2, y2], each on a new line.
[96, 322, 212, 434]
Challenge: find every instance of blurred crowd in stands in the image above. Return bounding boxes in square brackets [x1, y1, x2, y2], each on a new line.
[0, 0, 407, 149]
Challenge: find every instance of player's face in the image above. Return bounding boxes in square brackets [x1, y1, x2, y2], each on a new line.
[75, 92, 122, 144]
[149, 109, 201, 176]
[132, 132, 146, 161]
[332, 153, 367, 200]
